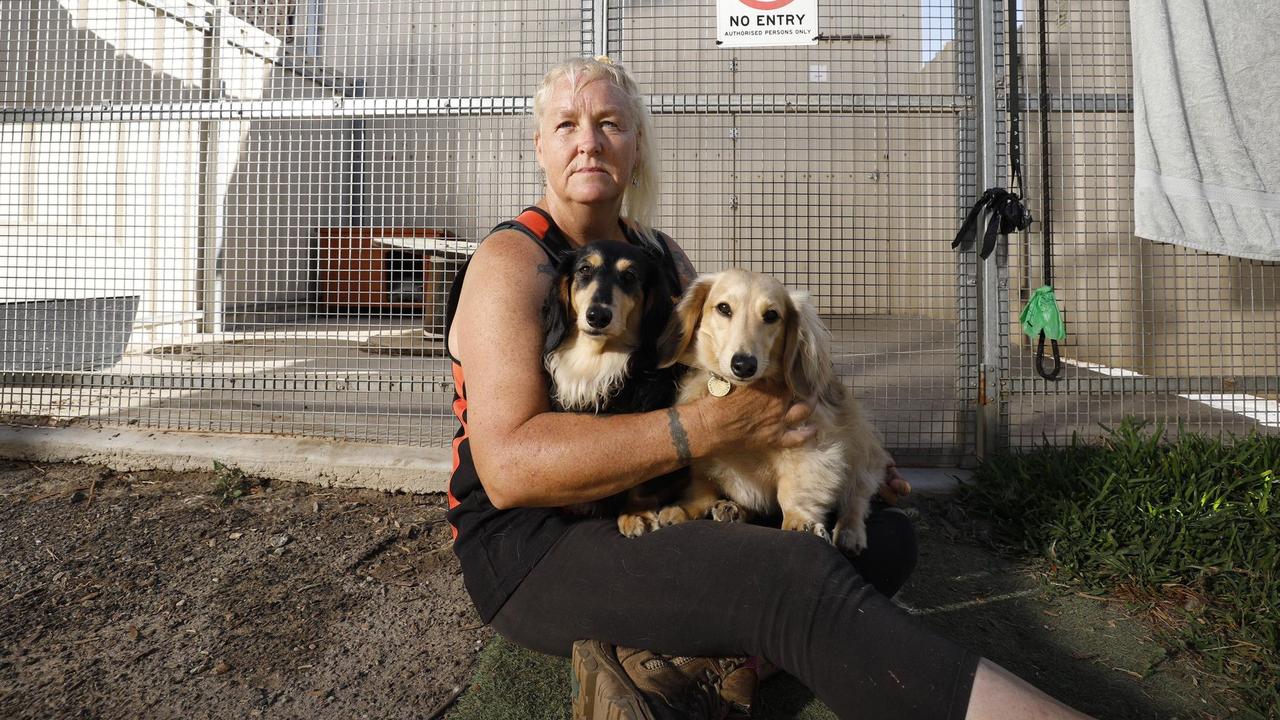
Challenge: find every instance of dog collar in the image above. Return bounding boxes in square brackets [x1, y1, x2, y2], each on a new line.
[707, 373, 732, 398]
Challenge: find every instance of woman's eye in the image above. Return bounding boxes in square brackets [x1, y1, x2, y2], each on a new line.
[762, 309, 780, 324]
[601, 120, 619, 130]
[557, 121, 574, 131]
[715, 302, 732, 318]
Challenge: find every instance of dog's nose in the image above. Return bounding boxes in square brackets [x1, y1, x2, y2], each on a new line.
[730, 353, 757, 379]
[585, 306, 612, 329]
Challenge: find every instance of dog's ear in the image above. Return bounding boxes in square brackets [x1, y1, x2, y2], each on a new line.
[782, 290, 836, 401]
[656, 273, 715, 369]
[540, 255, 577, 355]
[635, 265, 676, 368]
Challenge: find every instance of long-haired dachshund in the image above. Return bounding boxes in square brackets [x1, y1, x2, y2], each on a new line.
[654, 269, 891, 553]
[541, 240, 688, 536]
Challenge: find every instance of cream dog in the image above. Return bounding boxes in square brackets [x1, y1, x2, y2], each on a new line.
[655, 269, 890, 552]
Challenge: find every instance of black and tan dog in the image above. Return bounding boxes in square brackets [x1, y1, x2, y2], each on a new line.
[541, 239, 688, 536]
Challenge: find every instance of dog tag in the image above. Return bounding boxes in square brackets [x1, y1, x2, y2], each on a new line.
[707, 373, 732, 397]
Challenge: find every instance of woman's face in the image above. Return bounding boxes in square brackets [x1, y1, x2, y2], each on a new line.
[535, 76, 639, 209]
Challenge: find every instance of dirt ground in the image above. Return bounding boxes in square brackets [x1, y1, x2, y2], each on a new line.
[0, 459, 1246, 720]
[0, 459, 489, 720]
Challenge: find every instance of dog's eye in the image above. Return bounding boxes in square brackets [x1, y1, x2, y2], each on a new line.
[762, 309, 780, 324]
[715, 302, 732, 318]
[575, 265, 593, 279]
[620, 270, 638, 285]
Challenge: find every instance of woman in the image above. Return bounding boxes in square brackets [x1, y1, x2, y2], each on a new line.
[446, 56, 1089, 720]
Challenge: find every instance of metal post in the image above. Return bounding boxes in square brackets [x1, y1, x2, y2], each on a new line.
[196, 3, 224, 334]
[974, 0, 1004, 458]
[593, 0, 609, 58]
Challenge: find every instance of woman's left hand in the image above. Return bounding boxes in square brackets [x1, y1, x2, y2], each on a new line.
[877, 462, 912, 505]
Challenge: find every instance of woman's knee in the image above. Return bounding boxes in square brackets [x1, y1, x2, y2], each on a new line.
[752, 527, 864, 593]
[847, 506, 918, 597]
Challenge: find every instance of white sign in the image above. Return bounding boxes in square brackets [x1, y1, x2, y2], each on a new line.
[717, 0, 818, 48]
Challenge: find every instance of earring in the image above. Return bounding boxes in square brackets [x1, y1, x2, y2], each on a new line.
[631, 174, 640, 187]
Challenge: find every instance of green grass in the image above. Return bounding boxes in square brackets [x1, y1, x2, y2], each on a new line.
[449, 638, 573, 720]
[958, 419, 1280, 717]
[212, 460, 251, 504]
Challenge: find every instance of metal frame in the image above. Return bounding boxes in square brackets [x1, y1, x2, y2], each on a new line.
[974, 0, 1003, 457]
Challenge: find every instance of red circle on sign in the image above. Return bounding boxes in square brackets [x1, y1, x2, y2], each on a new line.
[739, 0, 795, 10]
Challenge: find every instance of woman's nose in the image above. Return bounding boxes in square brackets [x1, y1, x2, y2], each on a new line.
[576, 127, 603, 154]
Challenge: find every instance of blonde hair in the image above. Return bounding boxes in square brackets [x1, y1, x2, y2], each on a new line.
[532, 56, 662, 247]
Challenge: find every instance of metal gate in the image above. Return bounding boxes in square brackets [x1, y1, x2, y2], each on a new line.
[2, 0, 1277, 467]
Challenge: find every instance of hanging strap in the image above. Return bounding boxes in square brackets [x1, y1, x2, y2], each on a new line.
[1007, 0, 1025, 197]
[1032, 0, 1061, 381]
[1035, 331, 1062, 380]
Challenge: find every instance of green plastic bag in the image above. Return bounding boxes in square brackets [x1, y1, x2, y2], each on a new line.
[1019, 285, 1065, 342]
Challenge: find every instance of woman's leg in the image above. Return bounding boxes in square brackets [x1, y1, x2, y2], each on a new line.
[842, 504, 917, 597]
[966, 659, 1093, 720]
[492, 517, 976, 719]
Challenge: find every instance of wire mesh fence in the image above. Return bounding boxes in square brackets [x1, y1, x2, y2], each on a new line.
[2, 0, 1277, 464]
[1002, 0, 1280, 447]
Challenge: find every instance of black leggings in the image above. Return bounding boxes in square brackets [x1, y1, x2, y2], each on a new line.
[491, 507, 979, 719]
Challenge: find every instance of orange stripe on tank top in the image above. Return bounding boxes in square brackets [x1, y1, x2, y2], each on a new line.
[448, 362, 468, 538]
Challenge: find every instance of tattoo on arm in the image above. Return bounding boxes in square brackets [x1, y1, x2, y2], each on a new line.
[667, 408, 692, 466]
[536, 261, 557, 277]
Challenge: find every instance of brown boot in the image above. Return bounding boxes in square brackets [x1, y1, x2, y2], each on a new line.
[662, 654, 757, 718]
[571, 640, 757, 720]
[572, 640, 661, 720]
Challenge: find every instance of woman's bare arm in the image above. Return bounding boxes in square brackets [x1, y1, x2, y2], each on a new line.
[452, 231, 810, 510]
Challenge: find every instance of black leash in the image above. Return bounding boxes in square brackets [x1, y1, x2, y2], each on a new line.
[1008, 0, 1025, 198]
[952, 0, 1032, 259]
[951, 187, 1032, 259]
[953, 0, 1061, 380]
[1033, 0, 1061, 380]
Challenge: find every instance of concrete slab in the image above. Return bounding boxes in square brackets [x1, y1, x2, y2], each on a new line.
[0, 424, 970, 498]
[0, 425, 452, 494]
[899, 466, 968, 495]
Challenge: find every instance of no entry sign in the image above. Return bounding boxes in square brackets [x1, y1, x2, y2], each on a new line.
[716, 0, 818, 48]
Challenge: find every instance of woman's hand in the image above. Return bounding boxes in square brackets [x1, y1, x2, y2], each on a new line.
[691, 379, 817, 454]
[877, 462, 912, 505]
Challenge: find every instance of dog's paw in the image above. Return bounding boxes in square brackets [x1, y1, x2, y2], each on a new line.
[810, 522, 832, 543]
[782, 515, 833, 543]
[710, 500, 746, 523]
[657, 505, 692, 527]
[617, 511, 660, 538]
[834, 524, 868, 554]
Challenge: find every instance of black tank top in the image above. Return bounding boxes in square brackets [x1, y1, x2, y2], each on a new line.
[443, 206, 682, 621]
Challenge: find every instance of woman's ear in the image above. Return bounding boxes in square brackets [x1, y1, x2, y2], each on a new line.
[657, 273, 715, 369]
[782, 290, 835, 400]
[540, 260, 576, 356]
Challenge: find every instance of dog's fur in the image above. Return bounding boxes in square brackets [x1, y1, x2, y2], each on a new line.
[541, 240, 687, 536]
[654, 269, 891, 553]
